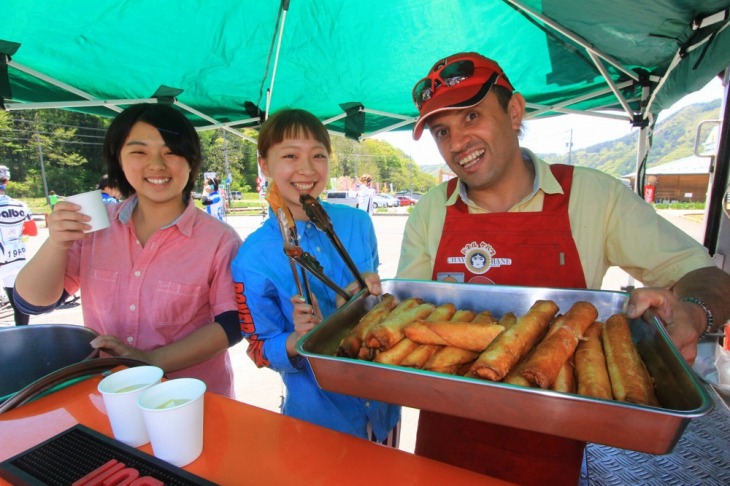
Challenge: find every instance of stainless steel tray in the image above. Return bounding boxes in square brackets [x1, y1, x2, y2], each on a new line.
[297, 279, 714, 454]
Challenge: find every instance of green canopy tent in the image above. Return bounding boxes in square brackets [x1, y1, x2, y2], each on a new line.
[2, 0, 730, 251]
[3, 1, 728, 135]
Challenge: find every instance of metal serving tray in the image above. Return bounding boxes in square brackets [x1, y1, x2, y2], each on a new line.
[297, 279, 713, 454]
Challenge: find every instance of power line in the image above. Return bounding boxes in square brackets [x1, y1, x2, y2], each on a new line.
[8, 117, 107, 133]
[0, 136, 103, 146]
[0, 127, 106, 140]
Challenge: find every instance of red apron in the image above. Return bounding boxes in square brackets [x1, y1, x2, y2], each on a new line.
[417, 164, 587, 485]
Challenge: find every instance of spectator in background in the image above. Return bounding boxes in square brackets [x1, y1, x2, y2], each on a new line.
[202, 177, 225, 222]
[0, 165, 38, 325]
[48, 190, 59, 210]
[97, 174, 121, 204]
[356, 174, 375, 215]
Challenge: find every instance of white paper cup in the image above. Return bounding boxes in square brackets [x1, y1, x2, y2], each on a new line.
[138, 378, 206, 467]
[97, 366, 164, 447]
[65, 189, 110, 232]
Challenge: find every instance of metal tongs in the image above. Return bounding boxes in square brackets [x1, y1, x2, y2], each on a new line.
[276, 207, 352, 301]
[300, 194, 368, 291]
[275, 207, 315, 304]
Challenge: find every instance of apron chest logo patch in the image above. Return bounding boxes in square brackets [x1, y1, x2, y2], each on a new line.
[446, 242, 512, 275]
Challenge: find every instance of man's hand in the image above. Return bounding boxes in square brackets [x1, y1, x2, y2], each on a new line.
[627, 288, 705, 364]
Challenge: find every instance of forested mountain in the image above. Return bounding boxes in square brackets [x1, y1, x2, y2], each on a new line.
[419, 99, 722, 179]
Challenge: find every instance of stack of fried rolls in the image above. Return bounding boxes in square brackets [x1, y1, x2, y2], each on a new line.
[336, 294, 660, 406]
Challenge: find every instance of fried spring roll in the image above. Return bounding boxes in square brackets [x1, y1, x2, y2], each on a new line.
[336, 294, 398, 357]
[425, 303, 457, 322]
[399, 303, 457, 345]
[457, 360, 477, 376]
[451, 309, 477, 322]
[574, 322, 612, 400]
[366, 302, 435, 350]
[498, 312, 517, 330]
[373, 338, 420, 365]
[421, 322, 504, 352]
[502, 367, 532, 387]
[363, 297, 423, 348]
[472, 310, 498, 325]
[403, 321, 447, 345]
[400, 344, 442, 368]
[603, 314, 659, 406]
[502, 348, 537, 387]
[520, 301, 598, 389]
[423, 346, 479, 374]
[551, 358, 576, 393]
[469, 300, 559, 381]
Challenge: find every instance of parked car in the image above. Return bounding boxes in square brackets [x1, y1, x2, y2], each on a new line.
[324, 190, 358, 208]
[372, 194, 397, 208]
[380, 194, 400, 207]
[396, 195, 417, 206]
[395, 191, 422, 201]
[230, 191, 242, 200]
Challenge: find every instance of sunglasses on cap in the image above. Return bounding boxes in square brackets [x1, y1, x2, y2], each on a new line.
[413, 59, 479, 109]
[411, 54, 514, 110]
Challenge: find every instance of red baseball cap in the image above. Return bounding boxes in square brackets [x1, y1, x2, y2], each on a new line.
[411, 52, 514, 140]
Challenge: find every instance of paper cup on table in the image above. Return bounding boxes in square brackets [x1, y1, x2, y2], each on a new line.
[138, 378, 207, 467]
[65, 189, 110, 232]
[97, 366, 164, 447]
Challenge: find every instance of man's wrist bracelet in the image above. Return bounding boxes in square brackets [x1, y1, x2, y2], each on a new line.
[680, 297, 714, 337]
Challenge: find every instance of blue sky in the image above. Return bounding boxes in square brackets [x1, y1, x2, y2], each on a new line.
[376, 77, 724, 165]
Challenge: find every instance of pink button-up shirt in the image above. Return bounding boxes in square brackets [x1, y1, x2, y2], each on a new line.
[65, 196, 242, 397]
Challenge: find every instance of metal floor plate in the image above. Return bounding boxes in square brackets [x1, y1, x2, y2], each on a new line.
[582, 385, 730, 485]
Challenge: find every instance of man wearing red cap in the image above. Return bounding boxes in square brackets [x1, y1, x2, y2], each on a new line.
[397, 52, 730, 483]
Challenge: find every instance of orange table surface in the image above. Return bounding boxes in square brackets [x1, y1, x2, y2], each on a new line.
[0, 373, 512, 485]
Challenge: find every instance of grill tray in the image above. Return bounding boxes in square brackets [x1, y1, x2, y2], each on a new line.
[298, 279, 714, 454]
[0, 425, 216, 486]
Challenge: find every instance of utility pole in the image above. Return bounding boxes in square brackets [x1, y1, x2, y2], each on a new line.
[35, 132, 49, 203]
[566, 129, 574, 165]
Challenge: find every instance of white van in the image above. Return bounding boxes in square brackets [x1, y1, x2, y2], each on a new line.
[324, 190, 358, 208]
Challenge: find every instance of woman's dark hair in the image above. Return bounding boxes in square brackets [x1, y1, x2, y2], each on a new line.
[257, 108, 331, 158]
[103, 103, 201, 201]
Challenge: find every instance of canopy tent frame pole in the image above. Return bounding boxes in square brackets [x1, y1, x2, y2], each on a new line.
[646, 12, 730, 114]
[264, 0, 290, 118]
[634, 83, 654, 199]
[175, 101, 257, 145]
[6, 59, 122, 114]
[505, 0, 639, 83]
[364, 119, 416, 140]
[5, 97, 162, 111]
[525, 80, 635, 120]
[585, 52, 637, 120]
[196, 118, 261, 130]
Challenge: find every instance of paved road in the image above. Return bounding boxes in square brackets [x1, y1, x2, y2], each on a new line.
[2, 209, 707, 453]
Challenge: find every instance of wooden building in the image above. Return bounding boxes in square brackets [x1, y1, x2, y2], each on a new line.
[622, 155, 711, 203]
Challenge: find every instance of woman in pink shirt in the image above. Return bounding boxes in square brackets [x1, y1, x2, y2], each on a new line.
[14, 104, 242, 397]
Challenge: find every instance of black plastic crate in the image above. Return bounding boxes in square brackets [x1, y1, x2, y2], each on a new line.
[0, 424, 217, 485]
